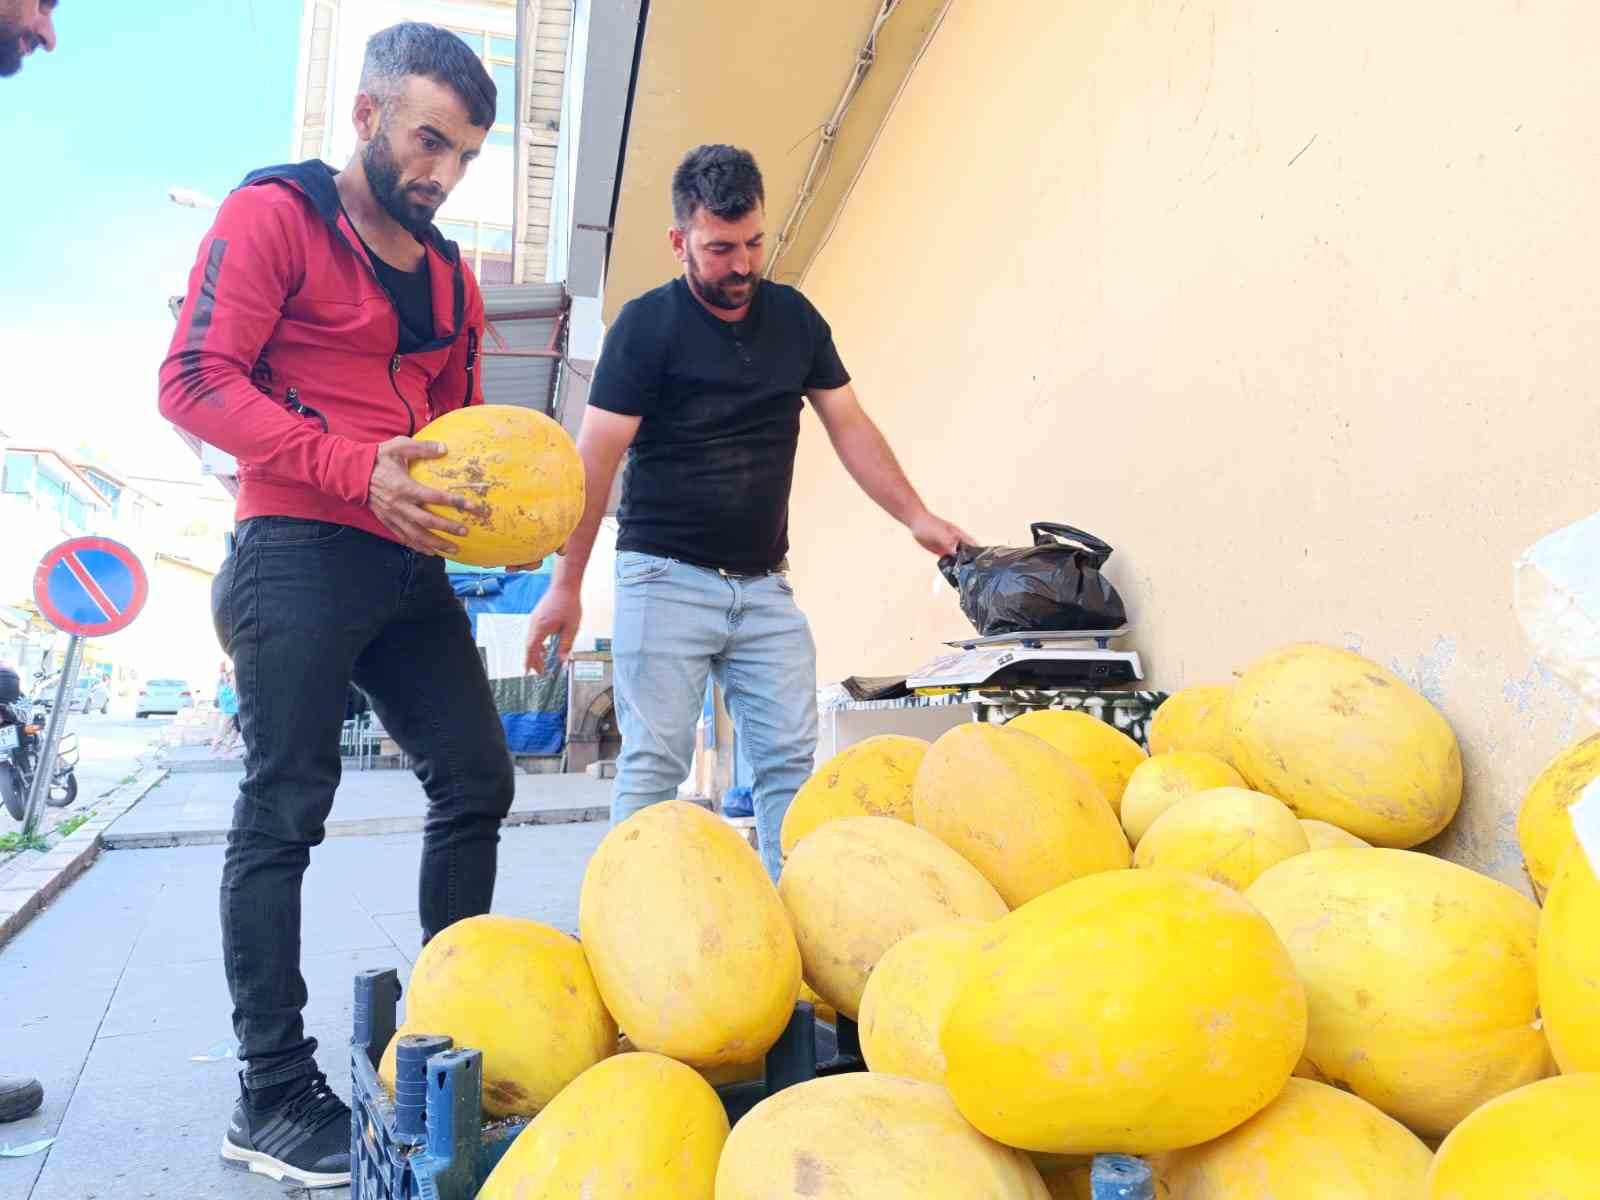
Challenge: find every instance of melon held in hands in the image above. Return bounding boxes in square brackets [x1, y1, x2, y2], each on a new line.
[408, 404, 584, 568]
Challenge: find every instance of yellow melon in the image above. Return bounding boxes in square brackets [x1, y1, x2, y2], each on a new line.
[1007, 708, 1147, 814]
[408, 404, 584, 568]
[857, 919, 989, 1084]
[1538, 847, 1600, 1073]
[779, 815, 1007, 1020]
[1155, 1077, 1432, 1198]
[714, 1073, 1050, 1199]
[1517, 731, 1600, 900]
[1120, 752, 1247, 845]
[478, 1053, 728, 1200]
[943, 868, 1306, 1155]
[1244, 848, 1552, 1138]
[1148, 685, 1233, 758]
[913, 723, 1130, 908]
[1424, 1073, 1600, 1199]
[1133, 787, 1309, 891]
[779, 734, 927, 855]
[1226, 644, 1462, 847]
[1299, 819, 1370, 850]
[378, 915, 615, 1118]
[579, 800, 800, 1068]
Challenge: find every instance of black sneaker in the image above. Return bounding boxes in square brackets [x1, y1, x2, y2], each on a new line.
[220, 1071, 351, 1190]
[0, 1074, 44, 1123]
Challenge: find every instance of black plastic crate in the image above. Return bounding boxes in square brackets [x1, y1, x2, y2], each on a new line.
[349, 967, 864, 1200]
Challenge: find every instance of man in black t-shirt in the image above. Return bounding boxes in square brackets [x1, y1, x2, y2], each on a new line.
[525, 144, 968, 878]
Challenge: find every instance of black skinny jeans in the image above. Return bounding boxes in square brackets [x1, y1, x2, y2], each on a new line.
[212, 517, 514, 1090]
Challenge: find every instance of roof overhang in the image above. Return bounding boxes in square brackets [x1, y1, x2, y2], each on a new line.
[602, 0, 951, 321]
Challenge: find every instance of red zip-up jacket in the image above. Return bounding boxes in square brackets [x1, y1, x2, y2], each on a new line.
[158, 160, 484, 542]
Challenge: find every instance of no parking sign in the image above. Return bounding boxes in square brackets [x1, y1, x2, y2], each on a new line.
[32, 536, 148, 637]
[18, 538, 149, 836]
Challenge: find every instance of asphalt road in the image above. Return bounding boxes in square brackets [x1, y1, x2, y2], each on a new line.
[1, 708, 169, 830]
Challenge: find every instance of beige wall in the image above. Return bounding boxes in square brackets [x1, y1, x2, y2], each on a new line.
[789, 0, 1600, 889]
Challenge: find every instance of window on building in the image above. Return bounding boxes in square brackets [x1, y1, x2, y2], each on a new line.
[450, 28, 515, 149]
[437, 218, 515, 285]
[1, 451, 35, 494]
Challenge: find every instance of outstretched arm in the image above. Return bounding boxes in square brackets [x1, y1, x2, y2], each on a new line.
[808, 383, 972, 556]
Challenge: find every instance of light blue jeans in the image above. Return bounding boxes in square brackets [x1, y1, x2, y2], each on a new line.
[611, 551, 818, 880]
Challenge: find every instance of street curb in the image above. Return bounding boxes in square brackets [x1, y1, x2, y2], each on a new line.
[0, 765, 169, 950]
[102, 802, 611, 850]
[160, 754, 408, 775]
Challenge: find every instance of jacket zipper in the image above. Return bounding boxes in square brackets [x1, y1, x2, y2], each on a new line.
[285, 386, 330, 433]
[390, 355, 416, 436]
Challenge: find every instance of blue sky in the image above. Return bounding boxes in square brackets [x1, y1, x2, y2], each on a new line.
[0, 0, 304, 477]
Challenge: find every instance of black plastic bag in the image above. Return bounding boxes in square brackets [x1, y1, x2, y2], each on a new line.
[938, 523, 1127, 637]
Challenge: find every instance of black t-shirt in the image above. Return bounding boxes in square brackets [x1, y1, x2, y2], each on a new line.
[357, 231, 434, 352]
[588, 277, 850, 573]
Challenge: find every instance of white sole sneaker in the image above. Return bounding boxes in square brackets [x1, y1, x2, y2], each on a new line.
[220, 1138, 351, 1190]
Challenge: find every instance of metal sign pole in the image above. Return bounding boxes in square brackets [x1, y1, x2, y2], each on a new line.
[21, 634, 84, 839]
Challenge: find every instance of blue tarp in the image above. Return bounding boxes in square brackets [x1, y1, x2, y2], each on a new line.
[449, 571, 565, 756]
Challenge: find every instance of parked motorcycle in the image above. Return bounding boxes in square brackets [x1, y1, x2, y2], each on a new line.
[1, 666, 80, 822]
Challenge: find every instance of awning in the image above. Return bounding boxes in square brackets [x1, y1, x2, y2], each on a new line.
[481, 281, 570, 416]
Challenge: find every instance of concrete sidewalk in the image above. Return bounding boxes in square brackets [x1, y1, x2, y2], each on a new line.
[105, 766, 613, 848]
[0, 820, 609, 1200]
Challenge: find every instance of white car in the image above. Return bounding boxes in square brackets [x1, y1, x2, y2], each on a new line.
[136, 679, 194, 718]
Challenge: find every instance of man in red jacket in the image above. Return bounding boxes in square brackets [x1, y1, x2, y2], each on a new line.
[158, 23, 513, 1189]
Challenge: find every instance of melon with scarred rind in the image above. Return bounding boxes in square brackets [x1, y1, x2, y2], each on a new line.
[1226, 643, 1462, 848]
[913, 723, 1129, 908]
[778, 816, 1007, 1020]
[1155, 1077, 1432, 1198]
[714, 1073, 1050, 1199]
[409, 404, 584, 569]
[780, 734, 927, 855]
[580, 800, 801, 1068]
[858, 919, 989, 1084]
[1148, 685, 1233, 759]
[1245, 848, 1553, 1138]
[376, 914, 615, 1118]
[1517, 731, 1600, 900]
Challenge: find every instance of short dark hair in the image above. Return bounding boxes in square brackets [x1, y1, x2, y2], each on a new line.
[672, 145, 765, 227]
[360, 22, 497, 129]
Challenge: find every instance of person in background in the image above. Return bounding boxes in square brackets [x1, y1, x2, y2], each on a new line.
[212, 665, 240, 756]
[0, 0, 60, 1133]
[524, 144, 971, 881]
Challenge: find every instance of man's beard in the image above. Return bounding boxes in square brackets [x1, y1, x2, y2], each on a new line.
[362, 128, 442, 236]
[0, 26, 30, 77]
[686, 250, 756, 311]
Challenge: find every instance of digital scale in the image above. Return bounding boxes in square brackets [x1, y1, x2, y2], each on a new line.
[905, 628, 1143, 692]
